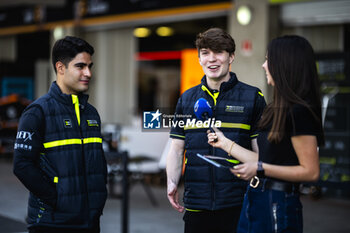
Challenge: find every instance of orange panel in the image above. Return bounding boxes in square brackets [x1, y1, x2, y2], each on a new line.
[180, 49, 204, 94]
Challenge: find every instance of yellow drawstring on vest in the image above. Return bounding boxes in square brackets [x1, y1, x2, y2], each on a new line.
[71, 95, 80, 126]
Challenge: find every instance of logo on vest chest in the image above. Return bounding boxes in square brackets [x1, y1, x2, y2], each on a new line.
[225, 105, 245, 113]
[87, 119, 99, 127]
[64, 119, 72, 128]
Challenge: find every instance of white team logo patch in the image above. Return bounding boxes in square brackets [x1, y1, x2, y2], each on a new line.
[16, 131, 34, 142]
[15, 131, 34, 151]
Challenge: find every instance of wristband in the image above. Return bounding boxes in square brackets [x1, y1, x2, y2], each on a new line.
[257, 161, 265, 177]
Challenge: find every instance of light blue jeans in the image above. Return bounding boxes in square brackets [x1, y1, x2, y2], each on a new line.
[237, 179, 303, 233]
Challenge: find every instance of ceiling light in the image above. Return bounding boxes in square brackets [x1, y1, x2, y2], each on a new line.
[53, 27, 64, 40]
[237, 5, 252, 26]
[156, 26, 174, 37]
[134, 27, 151, 38]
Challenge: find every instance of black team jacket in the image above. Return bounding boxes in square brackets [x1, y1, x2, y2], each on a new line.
[170, 72, 266, 211]
[13, 81, 107, 230]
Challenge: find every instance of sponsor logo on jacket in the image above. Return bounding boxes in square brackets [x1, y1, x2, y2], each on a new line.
[225, 105, 245, 113]
[64, 119, 72, 128]
[16, 131, 34, 141]
[87, 119, 99, 127]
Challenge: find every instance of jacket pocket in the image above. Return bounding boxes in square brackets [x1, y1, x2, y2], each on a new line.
[39, 154, 59, 209]
[40, 154, 59, 185]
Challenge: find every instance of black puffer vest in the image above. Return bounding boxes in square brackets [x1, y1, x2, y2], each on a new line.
[27, 82, 107, 229]
[170, 73, 266, 210]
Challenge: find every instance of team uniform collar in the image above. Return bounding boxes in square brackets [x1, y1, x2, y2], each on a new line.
[48, 81, 89, 107]
[200, 72, 238, 93]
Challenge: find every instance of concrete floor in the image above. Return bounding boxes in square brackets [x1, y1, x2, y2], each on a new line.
[1, 159, 350, 233]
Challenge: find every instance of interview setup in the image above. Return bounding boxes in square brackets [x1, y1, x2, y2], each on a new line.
[194, 98, 241, 168]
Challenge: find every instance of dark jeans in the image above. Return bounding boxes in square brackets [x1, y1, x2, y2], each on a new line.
[237, 180, 303, 233]
[183, 206, 242, 233]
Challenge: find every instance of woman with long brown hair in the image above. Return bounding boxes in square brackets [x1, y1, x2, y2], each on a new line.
[207, 35, 324, 232]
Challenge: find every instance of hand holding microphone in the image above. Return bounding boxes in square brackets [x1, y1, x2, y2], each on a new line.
[194, 98, 242, 174]
[207, 127, 228, 149]
[194, 98, 217, 141]
[193, 98, 235, 153]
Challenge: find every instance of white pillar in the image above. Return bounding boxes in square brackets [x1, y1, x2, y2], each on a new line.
[85, 28, 136, 125]
[229, 0, 270, 100]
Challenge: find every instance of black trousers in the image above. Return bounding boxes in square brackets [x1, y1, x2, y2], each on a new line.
[183, 206, 242, 233]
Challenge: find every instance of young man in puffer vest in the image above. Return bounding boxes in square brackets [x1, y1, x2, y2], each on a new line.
[166, 28, 266, 233]
[14, 36, 108, 233]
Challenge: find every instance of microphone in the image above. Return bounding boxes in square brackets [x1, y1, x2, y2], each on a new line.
[194, 98, 217, 141]
[194, 98, 213, 121]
